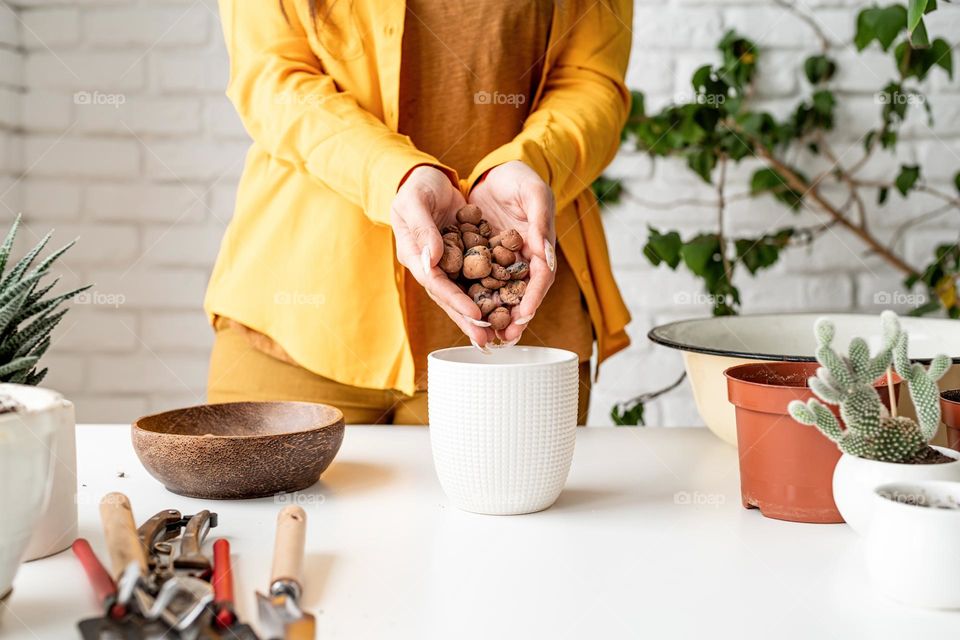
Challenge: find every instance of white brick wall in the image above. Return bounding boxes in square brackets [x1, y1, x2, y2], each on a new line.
[0, 0, 955, 425]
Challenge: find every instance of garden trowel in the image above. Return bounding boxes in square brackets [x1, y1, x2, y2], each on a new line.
[256, 506, 315, 640]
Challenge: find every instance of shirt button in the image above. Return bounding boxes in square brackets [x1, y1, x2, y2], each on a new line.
[385, 25, 396, 36]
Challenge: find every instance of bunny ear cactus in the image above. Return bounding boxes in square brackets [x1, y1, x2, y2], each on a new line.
[788, 311, 950, 464]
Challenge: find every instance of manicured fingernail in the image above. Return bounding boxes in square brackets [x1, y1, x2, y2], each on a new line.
[515, 314, 534, 325]
[420, 246, 432, 277]
[465, 316, 491, 327]
[470, 338, 491, 354]
[544, 241, 556, 272]
[491, 336, 520, 349]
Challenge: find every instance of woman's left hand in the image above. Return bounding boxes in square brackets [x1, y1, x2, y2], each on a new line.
[468, 161, 557, 343]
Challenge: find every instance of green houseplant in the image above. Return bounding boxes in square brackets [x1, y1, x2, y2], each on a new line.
[609, 0, 959, 425]
[787, 311, 960, 531]
[0, 215, 90, 385]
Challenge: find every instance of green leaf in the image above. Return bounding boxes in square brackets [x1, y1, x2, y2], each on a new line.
[907, 0, 928, 34]
[751, 168, 805, 210]
[0, 356, 38, 380]
[954, 171, 960, 194]
[0, 214, 20, 279]
[611, 402, 645, 426]
[680, 234, 722, 277]
[856, 6, 907, 51]
[804, 55, 837, 84]
[686, 149, 717, 183]
[910, 17, 930, 47]
[931, 38, 953, 78]
[591, 176, 623, 207]
[878, 186, 889, 205]
[895, 164, 920, 195]
[643, 227, 683, 269]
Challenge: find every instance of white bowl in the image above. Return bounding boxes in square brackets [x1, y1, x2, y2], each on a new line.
[428, 346, 579, 515]
[866, 481, 960, 609]
[649, 313, 960, 445]
[833, 446, 960, 534]
[0, 385, 60, 600]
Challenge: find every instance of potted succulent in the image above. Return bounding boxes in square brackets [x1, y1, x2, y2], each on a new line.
[0, 216, 87, 560]
[865, 481, 960, 609]
[788, 312, 960, 534]
[725, 360, 898, 524]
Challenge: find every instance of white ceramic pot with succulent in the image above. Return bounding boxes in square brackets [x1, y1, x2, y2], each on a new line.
[789, 311, 960, 534]
[865, 481, 960, 609]
[0, 386, 61, 601]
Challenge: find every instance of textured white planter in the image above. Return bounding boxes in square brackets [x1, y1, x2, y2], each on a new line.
[428, 347, 579, 515]
[0, 385, 60, 600]
[865, 481, 960, 609]
[833, 446, 960, 534]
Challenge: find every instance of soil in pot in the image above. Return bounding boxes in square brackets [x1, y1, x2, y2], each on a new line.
[725, 361, 899, 524]
[942, 390, 960, 452]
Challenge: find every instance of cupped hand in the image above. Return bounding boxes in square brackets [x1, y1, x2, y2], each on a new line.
[468, 161, 557, 343]
[390, 165, 493, 347]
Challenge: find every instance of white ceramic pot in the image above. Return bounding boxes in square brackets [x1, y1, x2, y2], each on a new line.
[865, 481, 960, 609]
[833, 446, 960, 534]
[428, 346, 579, 515]
[19, 386, 76, 560]
[0, 385, 60, 600]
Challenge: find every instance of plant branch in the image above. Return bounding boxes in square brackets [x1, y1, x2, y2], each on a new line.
[752, 144, 920, 278]
[773, 0, 836, 52]
[716, 155, 733, 282]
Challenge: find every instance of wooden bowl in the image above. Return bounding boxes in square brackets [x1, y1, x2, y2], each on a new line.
[132, 402, 345, 499]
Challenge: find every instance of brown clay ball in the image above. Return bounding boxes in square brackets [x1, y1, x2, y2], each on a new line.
[488, 306, 511, 331]
[467, 283, 490, 300]
[492, 246, 515, 267]
[501, 229, 523, 252]
[506, 261, 529, 280]
[439, 245, 463, 274]
[488, 233, 503, 249]
[441, 224, 460, 236]
[499, 279, 526, 305]
[443, 232, 463, 251]
[477, 294, 498, 316]
[480, 277, 506, 290]
[490, 263, 510, 281]
[456, 205, 483, 225]
[463, 247, 492, 279]
[459, 223, 479, 234]
[462, 231, 487, 250]
[477, 220, 492, 237]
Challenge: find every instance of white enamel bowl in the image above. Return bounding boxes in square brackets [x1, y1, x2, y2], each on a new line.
[649, 313, 960, 446]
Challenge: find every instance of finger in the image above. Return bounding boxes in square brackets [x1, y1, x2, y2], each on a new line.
[518, 180, 556, 265]
[502, 255, 555, 342]
[399, 197, 445, 272]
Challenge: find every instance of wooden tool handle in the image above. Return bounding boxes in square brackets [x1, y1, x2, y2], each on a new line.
[99, 492, 147, 580]
[212, 539, 236, 628]
[270, 505, 307, 588]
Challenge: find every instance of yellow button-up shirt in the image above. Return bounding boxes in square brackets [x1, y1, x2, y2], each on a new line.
[205, 0, 633, 395]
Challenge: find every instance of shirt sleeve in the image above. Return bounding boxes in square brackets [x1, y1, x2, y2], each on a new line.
[218, 0, 458, 225]
[466, 0, 633, 210]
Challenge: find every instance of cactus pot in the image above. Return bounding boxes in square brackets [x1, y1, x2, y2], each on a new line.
[941, 390, 960, 451]
[833, 446, 960, 534]
[725, 362, 899, 524]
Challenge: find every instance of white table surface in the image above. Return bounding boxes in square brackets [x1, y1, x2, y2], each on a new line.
[2, 424, 958, 639]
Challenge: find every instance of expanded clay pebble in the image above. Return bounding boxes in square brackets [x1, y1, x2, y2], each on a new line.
[439, 205, 532, 330]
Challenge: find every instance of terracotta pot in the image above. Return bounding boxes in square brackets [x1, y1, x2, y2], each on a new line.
[725, 362, 899, 524]
[942, 390, 960, 451]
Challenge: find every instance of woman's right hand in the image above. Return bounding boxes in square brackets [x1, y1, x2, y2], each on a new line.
[390, 166, 494, 349]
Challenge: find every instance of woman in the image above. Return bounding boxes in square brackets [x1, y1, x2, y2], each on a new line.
[205, 0, 632, 424]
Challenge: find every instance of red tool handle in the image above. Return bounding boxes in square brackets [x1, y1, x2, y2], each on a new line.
[72, 538, 126, 619]
[212, 538, 236, 628]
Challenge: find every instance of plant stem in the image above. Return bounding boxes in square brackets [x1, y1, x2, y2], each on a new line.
[753, 144, 921, 278]
[716, 155, 733, 283]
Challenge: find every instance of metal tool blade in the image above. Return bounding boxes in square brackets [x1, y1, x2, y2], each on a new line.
[256, 591, 314, 640]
